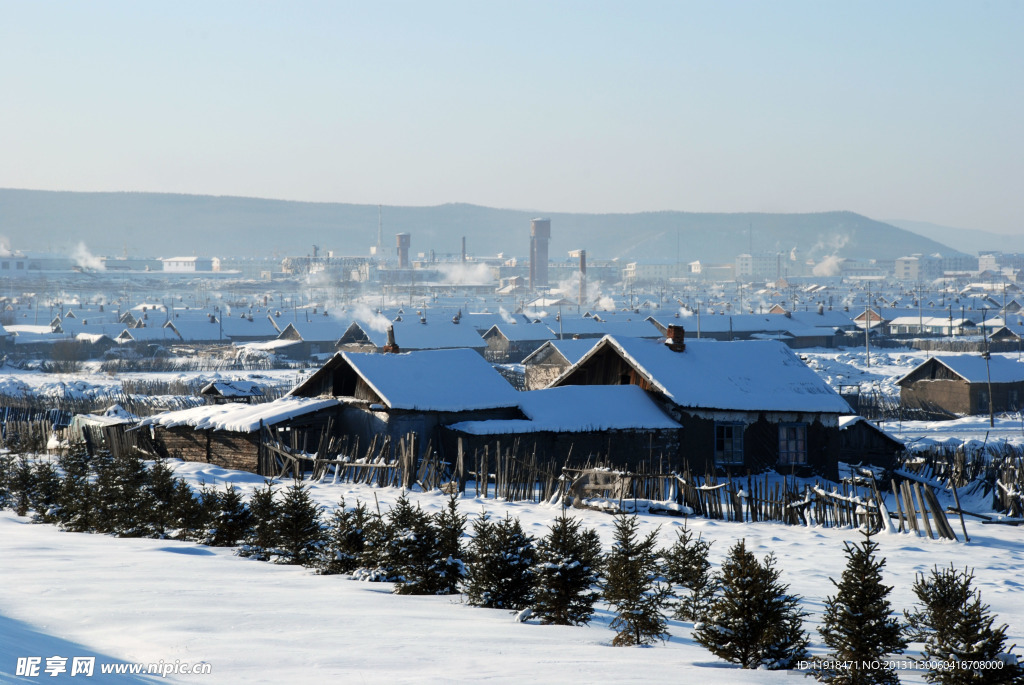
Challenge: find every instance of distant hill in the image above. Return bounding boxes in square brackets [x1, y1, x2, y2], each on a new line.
[0, 188, 962, 264]
[886, 219, 1023, 255]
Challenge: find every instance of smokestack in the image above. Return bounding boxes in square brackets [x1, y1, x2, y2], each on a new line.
[579, 249, 587, 308]
[529, 218, 551, 289]
[461, 237, 466, 263]
[665, 325, 686, 352]
[396, 233, 411, 269]
[383, 325, 400, 354]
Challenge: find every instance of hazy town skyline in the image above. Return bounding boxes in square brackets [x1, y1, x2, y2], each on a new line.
[1, 1, 1021, 235]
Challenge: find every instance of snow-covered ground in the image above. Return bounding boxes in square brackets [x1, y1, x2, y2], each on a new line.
[2, 459, 1023, 684]
[4, 344, 1024, 683]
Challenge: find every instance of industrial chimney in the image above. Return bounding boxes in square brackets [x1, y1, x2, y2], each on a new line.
[396, 233, 411, 269]
[529, 218, 551, 289]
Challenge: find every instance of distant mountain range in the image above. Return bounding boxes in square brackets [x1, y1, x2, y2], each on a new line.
[0, 188, 968, 264]
[886, 219, 1024, 255]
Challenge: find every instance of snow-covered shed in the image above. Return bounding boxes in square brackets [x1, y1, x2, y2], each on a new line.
[838, 416, 905, 470]
[550, 328, 852, 477]
[896, 355, 1024, 417]
[141, 397, 344, 474]
[200, 380, 265, 404]
[444, 385, 684, 468]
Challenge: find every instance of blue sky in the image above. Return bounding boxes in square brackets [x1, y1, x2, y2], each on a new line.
[1, 1, 1021, 233]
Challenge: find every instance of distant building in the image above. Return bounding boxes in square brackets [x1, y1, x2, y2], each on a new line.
[162, 256, 218, 272]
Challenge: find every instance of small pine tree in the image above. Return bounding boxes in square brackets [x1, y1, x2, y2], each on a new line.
[171, 478, 211, 541]
[465, 513, 537, 610]
[203, 485, 252, 548]
[29, 460, 63, 524]
[275, 482, 325, 566]
[0, 454, 16, 510]
[603, 513, 671, 646]
[386, 495, 442, 594]
[662, 523, 716, 622]
[906, 565, 1024, 684]
[12, 456, 34, 517]
[432, 494, 467, 595]
[239, 481, 279, 561]
[695, 539, 809, 669]
[146, 459, 180, 538]
[319, 497, 371, 575]
[817, 531, 907, 684]
[93, 451, 154, 537]
[56, 446, 96, 533]
[532, 513, 603, 626]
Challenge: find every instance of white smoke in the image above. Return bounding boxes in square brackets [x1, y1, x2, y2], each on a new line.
[677, 307, 694, 318]
[351, 303, 392, 333]
[70, 242, 105, 271]
[498, 306, 516, 324]
[596, 296, 616, 311]
[812, 255, 844, 277]
[436, 262, 494, 285]
[0, 236, 11, 257]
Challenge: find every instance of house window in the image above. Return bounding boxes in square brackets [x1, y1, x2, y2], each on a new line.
[715, 423, 744, 466]
[778, 424, 807, 465]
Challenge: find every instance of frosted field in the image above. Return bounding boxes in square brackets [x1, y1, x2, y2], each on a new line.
[3, 345, 1024, 683]
[2, 459, 1023, 684]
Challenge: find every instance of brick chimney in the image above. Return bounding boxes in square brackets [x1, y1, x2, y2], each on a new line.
[382, 325, 400, 354]
[665, 325, 686, 352]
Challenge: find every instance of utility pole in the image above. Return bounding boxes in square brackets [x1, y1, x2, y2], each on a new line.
[982, 308, 994, 428]
[864, 286, 871, 368]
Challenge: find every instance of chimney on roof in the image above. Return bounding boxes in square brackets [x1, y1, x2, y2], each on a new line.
[665, 325, 686, 352]
[383, 325, 400, 354]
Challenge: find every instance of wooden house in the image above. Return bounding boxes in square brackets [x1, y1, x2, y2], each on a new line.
[549, 327, 851, 478]
[481, 323, 556, 363]
[288, 348, 523, 459]
[200, 380, 264, 404]
[896, 355, 1024, 417]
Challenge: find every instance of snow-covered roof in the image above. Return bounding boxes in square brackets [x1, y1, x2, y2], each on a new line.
[339, 349, 520, 412]
[200, 380, 264, 398]
[140, 397, 341, 433]
[554, 336, 853, 414]
[838, 415, 904, 445]
[896, 355, 1024, 385]
[448, 385, 681, 435]
[521, 338, 598, 366]
[483, 322, 557, 343]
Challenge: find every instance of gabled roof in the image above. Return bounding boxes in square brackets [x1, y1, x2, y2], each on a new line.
[291, 348, 520, 412]
[521, 338, 598, 366]
[896, 355, 1024, 385]
[552, 335, 852, 414]
[200, 380, 264, 398]
[483, 322, 557, 343]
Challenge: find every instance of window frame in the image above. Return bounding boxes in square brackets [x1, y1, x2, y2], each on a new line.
[778, 423, 808, 466]
[714, 422, 745, 467]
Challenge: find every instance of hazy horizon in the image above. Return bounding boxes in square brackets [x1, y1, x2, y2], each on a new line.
[2, 2, 1021, 235]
